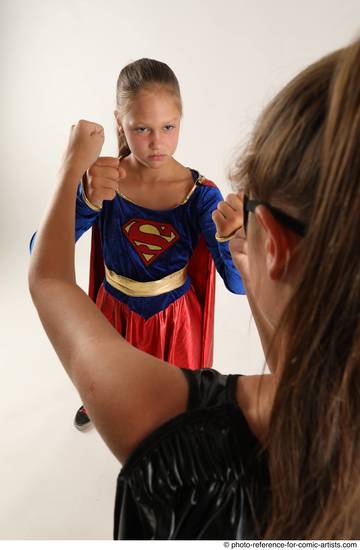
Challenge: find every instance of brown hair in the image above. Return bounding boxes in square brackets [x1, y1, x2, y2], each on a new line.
[232, 40, 360, 538]
[115, 58, 182, 157]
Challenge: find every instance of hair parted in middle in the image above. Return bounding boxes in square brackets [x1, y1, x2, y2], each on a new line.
[115, 58, 182, 158]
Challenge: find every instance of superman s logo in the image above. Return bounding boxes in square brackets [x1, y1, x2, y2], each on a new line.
[122, 218, 180, 265]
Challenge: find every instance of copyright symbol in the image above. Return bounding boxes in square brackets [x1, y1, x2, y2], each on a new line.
[224, 543, 230, 548]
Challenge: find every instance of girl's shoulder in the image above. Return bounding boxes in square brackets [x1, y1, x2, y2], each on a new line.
[189, 171, 223, 208]
[196, 173, 218, 190]
[188, 167, 218, 190]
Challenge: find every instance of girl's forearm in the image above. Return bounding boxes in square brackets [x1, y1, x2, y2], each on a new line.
[29, 164, 83, 287]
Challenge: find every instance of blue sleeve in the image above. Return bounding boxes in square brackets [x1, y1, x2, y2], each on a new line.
[74, 182, 101, 241]
[29, 183, 101, 253]
[197, 186, 245, 295]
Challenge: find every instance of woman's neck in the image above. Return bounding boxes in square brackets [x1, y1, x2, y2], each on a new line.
[236, 373, 279, 444]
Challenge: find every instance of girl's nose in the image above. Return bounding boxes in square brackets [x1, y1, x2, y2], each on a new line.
[150, 131, 161, 149]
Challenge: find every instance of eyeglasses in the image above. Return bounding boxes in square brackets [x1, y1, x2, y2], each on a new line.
[243, 194, 306, 237]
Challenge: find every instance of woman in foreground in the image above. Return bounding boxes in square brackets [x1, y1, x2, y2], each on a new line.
[29, 39, 360, 539]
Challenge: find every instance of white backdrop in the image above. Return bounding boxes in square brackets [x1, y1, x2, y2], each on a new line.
[0, 0, 359, 539]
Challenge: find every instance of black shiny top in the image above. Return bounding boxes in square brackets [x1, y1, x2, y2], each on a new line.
[114, 369, 268, 540]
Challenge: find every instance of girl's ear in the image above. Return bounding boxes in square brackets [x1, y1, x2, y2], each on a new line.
[114, 110, 123, 132]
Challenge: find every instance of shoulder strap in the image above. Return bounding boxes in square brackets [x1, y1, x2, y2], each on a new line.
[182, 368, 240, 411]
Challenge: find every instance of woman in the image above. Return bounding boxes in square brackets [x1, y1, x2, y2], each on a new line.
[29, 39, 360, 539]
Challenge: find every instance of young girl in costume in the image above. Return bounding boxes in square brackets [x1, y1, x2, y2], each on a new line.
[73, 58, 244, 429]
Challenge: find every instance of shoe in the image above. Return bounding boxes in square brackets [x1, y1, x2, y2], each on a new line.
[74, 405, 92, 431]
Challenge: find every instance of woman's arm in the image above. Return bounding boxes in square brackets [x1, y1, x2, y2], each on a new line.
[28, 121, 188, 463]
[28, 184, 99, 255]
[74, 179, 102, 240]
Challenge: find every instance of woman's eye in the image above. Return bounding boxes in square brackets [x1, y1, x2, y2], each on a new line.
[164, 125, 175, 131]
[135, 127, 147, 133]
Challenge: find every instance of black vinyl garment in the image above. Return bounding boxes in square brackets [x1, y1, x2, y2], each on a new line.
[114, 368, 269, 540]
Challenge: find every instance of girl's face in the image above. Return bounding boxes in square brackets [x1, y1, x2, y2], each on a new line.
[117, 88, 181, 169]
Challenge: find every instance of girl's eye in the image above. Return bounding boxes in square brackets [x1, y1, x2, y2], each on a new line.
[135, 127, 148, 133]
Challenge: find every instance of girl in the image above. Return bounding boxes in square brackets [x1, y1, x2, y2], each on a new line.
[73, 58, 244, 429]
[29, 38, 360, 539]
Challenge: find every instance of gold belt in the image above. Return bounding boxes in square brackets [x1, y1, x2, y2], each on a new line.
[104, 265, 188, 297]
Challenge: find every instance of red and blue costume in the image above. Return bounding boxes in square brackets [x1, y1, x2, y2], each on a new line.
[74, 169, 244, 369]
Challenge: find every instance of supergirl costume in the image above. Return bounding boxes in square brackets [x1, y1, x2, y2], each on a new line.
[75, 169, 245, 370]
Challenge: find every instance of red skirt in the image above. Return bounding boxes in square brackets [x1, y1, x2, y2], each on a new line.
[96, 284, 203, 370]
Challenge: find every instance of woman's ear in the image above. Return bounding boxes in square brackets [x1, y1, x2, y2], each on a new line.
[255, 206, 292, 280]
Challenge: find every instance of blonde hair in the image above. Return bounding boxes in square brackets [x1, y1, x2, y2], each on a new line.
[115, 58, 182, 157]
